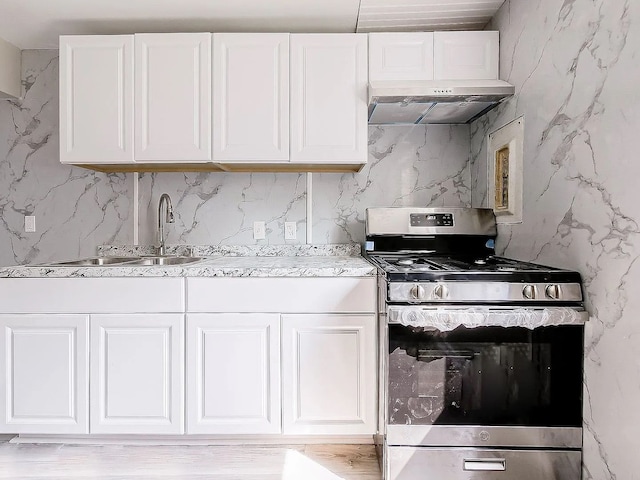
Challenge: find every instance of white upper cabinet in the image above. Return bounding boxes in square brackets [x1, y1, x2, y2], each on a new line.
[213, 34, 289, 162]
[59, 32, 369, 171]
[369, 32, 434, 82]
[135, 33, 211, 162]
[59, 35, 134, 164]
[434, 31, 499, 80]
[290, 34, 368, 165]
[0, 315, 89, 434]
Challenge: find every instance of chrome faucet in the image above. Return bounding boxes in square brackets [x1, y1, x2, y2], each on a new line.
[157, 193, 174, 256]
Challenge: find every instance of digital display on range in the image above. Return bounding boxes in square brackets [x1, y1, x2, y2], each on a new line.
[410, 213, 454, 227]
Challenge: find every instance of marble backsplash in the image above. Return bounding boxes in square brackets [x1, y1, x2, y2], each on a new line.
[470, 1, 640, 478]
[0, 50, 133, 267]
[139, 124, 471, 246]
[313, 125, 470, 244]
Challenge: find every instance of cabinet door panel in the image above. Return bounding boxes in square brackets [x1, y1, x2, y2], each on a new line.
[0, 315, 89, 434]
[282, 314, 376, 435]
[187, 314, 281, 434]
[135, 33, 211, 162]
[434, 31, 499, 80]
[187, 277, 376, 314]
[213, 34, 289, 161]
[60, 35, 134, 164]
[290, 34, 368, 164]
[90, 314, 184, 434]
[369, 32, 434, 82]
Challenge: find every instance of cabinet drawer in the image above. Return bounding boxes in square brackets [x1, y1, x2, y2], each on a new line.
[187, 277, 376, 313]
[388, 447, 581, 480]
[0, 278, 185, 314]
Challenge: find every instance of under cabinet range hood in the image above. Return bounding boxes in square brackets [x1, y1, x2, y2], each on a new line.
[368, 79, 515, 125]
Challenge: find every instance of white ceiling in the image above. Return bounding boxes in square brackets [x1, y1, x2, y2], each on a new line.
[0, 0, 506, 50]
[357, 0, 505, 32]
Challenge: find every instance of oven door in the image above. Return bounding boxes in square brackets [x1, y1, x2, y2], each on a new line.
[386, 321, 584, 448]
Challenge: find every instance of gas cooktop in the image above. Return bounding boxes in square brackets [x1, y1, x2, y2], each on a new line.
[364, 207, 585, 304]
[365, 253, 583, 283]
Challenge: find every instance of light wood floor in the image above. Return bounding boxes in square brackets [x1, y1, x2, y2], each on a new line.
[0, 443, 381, 480]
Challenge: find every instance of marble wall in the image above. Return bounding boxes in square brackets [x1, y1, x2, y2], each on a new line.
[313, 125, 470, 243]
[470, 1, 639, 478]
[0, 50, 133, 267]
[140, 125, 471, 246]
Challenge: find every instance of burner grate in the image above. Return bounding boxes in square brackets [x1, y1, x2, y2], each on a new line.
[367, 253, 567, 275]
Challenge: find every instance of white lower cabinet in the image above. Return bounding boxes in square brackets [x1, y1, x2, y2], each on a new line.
[282, 314, 377, 435]
[0, 315, 89, 434]
[0, 277, 377, 438]
[90, 314, 184, 434]
[186, 314, 281, 434]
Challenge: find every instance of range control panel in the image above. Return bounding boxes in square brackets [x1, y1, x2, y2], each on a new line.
[410, 213, 454, 227]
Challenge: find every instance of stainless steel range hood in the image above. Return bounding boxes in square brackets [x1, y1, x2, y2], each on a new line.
[368, 79, 515, 125]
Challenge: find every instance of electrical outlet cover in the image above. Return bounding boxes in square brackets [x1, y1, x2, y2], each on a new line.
[285, 222, 297, 240]
[253, 221, 266, 240]
[24, 215, 36, 233]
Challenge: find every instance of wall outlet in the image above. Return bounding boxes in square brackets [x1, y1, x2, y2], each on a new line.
[24, 215, 36, 233]
[253, 221, 266, 240]
[285, 222, 297, 240]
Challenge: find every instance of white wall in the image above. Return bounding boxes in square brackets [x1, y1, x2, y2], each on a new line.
[470, 1, 640, 478]
[0, 36, 20, 99]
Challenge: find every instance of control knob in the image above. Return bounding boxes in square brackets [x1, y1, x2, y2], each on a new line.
[545, 284, 561, 300]
[522, 285, 536, 299]
[410, 284, 426, 300]
[433, 284, 449, 300]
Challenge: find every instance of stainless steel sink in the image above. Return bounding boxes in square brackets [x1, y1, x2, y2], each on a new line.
[41, 255, 205, 267]
[47, 257, 141, 267]
[128, 256, 204, 266]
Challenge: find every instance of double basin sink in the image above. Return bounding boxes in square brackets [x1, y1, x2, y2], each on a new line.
[43, 256, 205, 267]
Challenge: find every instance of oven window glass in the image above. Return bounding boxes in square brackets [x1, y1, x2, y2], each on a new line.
[388, 324, 583, 427]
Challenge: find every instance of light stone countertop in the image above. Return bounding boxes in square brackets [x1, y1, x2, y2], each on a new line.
[0, 244, 376, 278]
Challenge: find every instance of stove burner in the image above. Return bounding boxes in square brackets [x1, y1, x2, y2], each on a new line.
[396, 259, 415, 266]
[474, 259, 487, 265]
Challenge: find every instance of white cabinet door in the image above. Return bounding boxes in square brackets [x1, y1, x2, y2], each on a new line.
[0, 315, 89, 434]
[290, 34, 368, 165]
[368, 32, 434, 82]
[135, 33, 211, 162]
[282, 314, 376, 435]
[59, 35, 134, 164]
[213, 34, 289, 162]
[434, 31, 499, 80]
[186, 314, 281, 434]
[90, 314, 184, 434]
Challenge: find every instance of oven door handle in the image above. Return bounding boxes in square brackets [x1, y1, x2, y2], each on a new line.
[463, 458, 506, 471]
[417, 349, 475, 360]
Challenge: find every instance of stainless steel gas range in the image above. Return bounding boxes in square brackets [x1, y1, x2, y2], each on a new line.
[364, 207, 587, 480]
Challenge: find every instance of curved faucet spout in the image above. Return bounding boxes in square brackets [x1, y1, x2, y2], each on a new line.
[157, 193, 174, 256]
